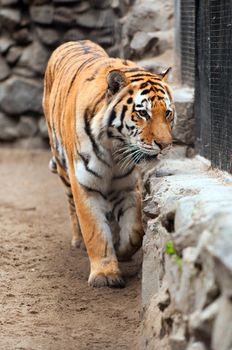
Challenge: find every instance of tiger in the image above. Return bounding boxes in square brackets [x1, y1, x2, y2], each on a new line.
[43, 40, 175, 288]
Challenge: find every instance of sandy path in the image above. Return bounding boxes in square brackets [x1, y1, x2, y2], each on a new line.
[0, 149, 141, 350]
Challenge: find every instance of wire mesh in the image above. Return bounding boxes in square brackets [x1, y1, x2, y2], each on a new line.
[180, 0, 196, 86]
[184, 0, 232, 172]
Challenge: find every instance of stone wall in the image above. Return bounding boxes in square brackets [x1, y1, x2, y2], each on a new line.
[0, 0, 174, 147]
[0, 0, 130, 146]
[141, 155, 232, 350]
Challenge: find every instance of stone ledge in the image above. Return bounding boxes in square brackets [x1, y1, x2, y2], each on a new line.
[141, 155, 232, 350]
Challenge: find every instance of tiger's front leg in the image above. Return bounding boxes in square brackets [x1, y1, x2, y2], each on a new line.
[113, 189, 144, 261]
[69, 174, 125, 288]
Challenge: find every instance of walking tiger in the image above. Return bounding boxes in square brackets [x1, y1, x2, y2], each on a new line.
[43, 40, 175, 288]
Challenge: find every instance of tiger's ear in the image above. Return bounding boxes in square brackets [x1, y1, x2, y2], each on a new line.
[161, 67, 172, 81]
[107, 70, 128, 95]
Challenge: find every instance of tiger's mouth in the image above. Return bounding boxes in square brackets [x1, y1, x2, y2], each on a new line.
[113, 142, 160, 167]
[132, 150, 159, 163]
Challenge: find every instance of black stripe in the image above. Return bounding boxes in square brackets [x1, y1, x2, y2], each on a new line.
[84, 110, 99, 151]
[91, 92, 106, 115]
[60, 175, 71, 188]
[130, 73, 154, 78]
[77, 56, 99, 74]
[107, 130, 121, 140]
[112, 198, 124, 214]
[79, 40, 91, 54]
[104, 242, 108, 258]
[84, 111, 110, 168]
[131, 78, 144, 82]
[86, 229, 95, 244]
[154, 88, 166, 94]
[112, 165, 135, 180]
[54, 154, 62, 168]
[108, 108, 117, 128]
[141, 88, 153, 95]
[107, 190, 115, 197]
[79, 182, 107, 200]
[67, 192, 73, 199]
[109, 194, 118, 202]
[116, 205, 134, 221]
[117, 207, 124, 221]
[140, 82, 149, 89]
[147, 80, 165, 88]
[117, 105, 128, 132]
[77, 152, 102, 178]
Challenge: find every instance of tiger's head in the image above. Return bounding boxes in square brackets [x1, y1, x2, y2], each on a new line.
[106, 68, 176, 163]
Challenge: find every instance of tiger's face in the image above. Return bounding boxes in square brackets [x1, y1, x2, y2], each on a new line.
[106, 69, 175, 163]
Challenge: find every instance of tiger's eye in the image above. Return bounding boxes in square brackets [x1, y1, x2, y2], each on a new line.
[139, 110, 149, 119]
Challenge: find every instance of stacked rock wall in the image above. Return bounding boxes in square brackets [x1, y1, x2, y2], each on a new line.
[0, 0, 174, 147]
[141, 156, 232, 350]
[0, 0, 130, 146]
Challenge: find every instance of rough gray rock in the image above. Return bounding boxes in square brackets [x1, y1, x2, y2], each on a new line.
[6, 46, 22, 66]
[12, 28, 33, 45]
[141, 293, 171, 350]
[142, 219, 169, 307]
[0, 112, 18, 141]
[90, 0, 110, 9]
[62, 28, 85, 42]
[12, 67, 36, 78]
[173, 87, 195, 145]
[0, 76, 43, 115]
[0, 8, 21, 29]
[36, 27, 60, 47]
[0, 56, 11, 81]
[30, 5, 54, 24]
[187, 342, 207, 350]
[130, 32, 159, 58]
[0, 0, 19, 4]
[52, 0, 82, 3]
[38, 117, 48, 139]
[212, 297, 232, 350]
[53, 6, 77, 25]
[0, 0, 19, 6]
[141, 156, 232, 349]
[130, 30, 173, 59]
[18, 41, 50, 75]
[0, 37, 14, 54]
[123, 0, 173, 38]
[17, 116, 38, 137]
[75, 8, 114, 29]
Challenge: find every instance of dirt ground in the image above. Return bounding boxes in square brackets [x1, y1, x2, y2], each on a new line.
[0, 149, 142, 350]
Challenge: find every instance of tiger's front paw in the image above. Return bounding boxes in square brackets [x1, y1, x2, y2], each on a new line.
[88, 271, 125, 288]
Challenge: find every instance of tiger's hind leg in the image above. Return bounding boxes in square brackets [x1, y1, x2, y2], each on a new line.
[113, 189, 144, 261]
[67, 190, 83, 248]
[49, 156, 83, 249]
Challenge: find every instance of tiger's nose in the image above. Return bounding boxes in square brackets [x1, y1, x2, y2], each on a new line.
[155, 140, 172, 150]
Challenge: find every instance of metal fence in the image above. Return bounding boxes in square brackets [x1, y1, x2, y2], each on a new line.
[179, 0, 232, 172]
